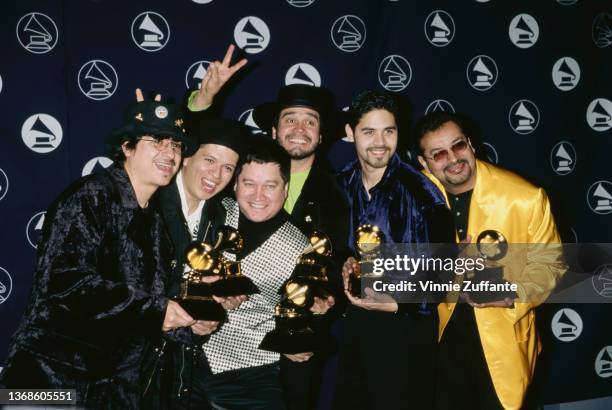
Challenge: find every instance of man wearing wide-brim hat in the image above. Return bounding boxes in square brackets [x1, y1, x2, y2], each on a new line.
[0, 92, 198, 409]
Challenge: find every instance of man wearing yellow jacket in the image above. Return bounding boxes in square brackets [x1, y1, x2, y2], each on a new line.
[415, 112, 566, 410]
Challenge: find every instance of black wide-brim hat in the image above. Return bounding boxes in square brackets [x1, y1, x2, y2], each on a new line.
[252, 84, 335, 134]
[107, 100, 197, 157]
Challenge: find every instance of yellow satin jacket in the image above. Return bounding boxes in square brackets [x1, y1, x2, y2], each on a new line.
[425, 159, 566, 410]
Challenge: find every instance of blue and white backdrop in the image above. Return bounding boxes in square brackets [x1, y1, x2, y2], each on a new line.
[0, 0, 610, 405]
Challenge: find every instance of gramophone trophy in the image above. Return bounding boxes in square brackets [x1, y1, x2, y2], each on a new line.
[209, 226, 260, 297]
[176, 226, 258, 320]
[350, 224, 384, 296]
[177, 241, 227, 321]
[259, 280, 321, 354]
[259, 231, 334, 353]
[289, 230, 334, 297]
[469, 229, 517, 303]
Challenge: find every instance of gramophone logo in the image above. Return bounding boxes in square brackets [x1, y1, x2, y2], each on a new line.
[592, 13, 612, 48]
[509, 14, 539, 49]
[592, 264, 612, 298]
[550, 141, 576, 176]
[285, 63, 321, 87]
[586, 98, 612, 132]
[21, 114, 63, 154]
[483, 142, 499, 164]
[331, 15, 366, 52]
[475, 0, 491, 2]
[82, 157, 113, 177]
[508, 100, 540, 135]
[551, 308, 583, 342]
[378, 55, 411, 92]
[238, 109, 264, 134]
[425, 99, 455, 115]
[26, 211, 46, 249]
[0, 73, 3, 94]
[287, 0, 315, 7]
[185, 60, 212, 90]
[0, 168, 8, 202]
[192, 0, 214, 3]
[16, 12, 58, 54]
[424, 10, 455, 47]
[587, 181, 612, 215]
[234, 17, 270, 54]
[131, 12, 170, 52]
[557, 0, 578, 5]
[466, 55, 498, 91]
[77, 60, 118, 101]
[0, 267, 12, 305]
[595, 346, 612, 378]
[552, 57, 580, 91]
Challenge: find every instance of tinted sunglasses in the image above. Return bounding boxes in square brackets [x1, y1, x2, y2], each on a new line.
[424, 139, 470, 162]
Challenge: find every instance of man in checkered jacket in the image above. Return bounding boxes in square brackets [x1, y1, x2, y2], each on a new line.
[197, 137, 330, 409]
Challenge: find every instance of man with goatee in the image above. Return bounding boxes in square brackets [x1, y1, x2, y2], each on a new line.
[336, 90, 455, 410]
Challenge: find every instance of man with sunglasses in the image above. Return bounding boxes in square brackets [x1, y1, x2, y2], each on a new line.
[0, 94, 199, 408]
[415, 111, 565, 410]
[336, 90, 455, 410]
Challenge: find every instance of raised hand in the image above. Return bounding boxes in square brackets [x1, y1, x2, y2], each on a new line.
[192, 44, 248, 110]
[135, 88, 161, 102]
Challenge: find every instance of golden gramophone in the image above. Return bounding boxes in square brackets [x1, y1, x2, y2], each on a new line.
[469, 229, 517, 303]
[176, 226, 258, 321]
[259, 231, 334, 353]
[350, 224, 384, 296]
[259, 279, 321, 353]
[290, 230, 333, 296]
[208, 226, 259, 297]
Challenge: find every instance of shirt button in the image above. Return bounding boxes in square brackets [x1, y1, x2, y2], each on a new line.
[459, 229, 464, 233]
[456, 212, 461, 216]
[454, 197, 459, 201]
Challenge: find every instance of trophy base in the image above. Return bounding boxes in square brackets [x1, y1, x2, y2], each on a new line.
[259, 330, 326, 354]
[175, 298, 227, 321]
[211, 276, 260, 297]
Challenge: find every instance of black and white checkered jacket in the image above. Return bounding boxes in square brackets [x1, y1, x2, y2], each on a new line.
[202, 197, 309, 374]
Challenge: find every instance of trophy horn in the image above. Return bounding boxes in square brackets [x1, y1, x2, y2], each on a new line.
[355, 224, 384, 254]
[214, 226, 244, 254]
[185, 242, 216, 272]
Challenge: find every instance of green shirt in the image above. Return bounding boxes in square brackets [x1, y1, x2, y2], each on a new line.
[187, 90, 210, 112]
[284, 168, 311, 215]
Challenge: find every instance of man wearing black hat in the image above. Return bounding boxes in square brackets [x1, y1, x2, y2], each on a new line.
[148, 115, 250, 409]
[0, 92, 198, 408]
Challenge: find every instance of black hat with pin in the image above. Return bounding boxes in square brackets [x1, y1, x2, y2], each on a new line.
[107, 100, 197, 157]
[252, 84, 335, 134]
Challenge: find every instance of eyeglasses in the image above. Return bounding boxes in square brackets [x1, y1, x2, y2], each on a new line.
[424, 139, 469, 162]
[139, 136, 183, 154]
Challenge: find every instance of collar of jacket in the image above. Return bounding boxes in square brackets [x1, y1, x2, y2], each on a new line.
[108, 164, 140, 210]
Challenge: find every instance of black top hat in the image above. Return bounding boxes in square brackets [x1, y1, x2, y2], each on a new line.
[107, 100, 197, 157]
[185, 113, 249, 158]
[252, 85, 335, 133]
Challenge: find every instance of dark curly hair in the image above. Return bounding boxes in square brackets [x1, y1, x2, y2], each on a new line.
[347, 90, 400, 130]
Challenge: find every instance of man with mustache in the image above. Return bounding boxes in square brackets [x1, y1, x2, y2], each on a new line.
[337, 90, 455, 410]
[415, 111, 565, 410]
[0, 93, 198, 408]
